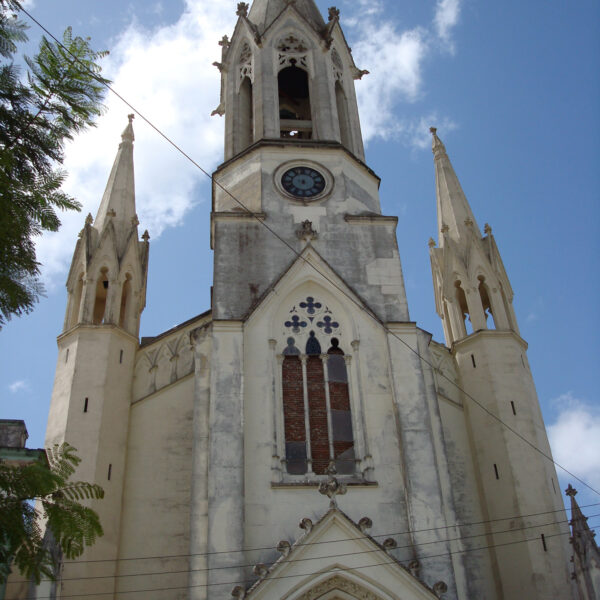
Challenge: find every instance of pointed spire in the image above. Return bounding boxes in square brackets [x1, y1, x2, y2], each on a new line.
[93, 115, 138, 254]
[430, 127, 481, 247]
[566, 485, 600, 597]
[248, 0, 325, 34]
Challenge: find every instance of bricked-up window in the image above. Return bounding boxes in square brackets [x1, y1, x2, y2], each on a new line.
[281, 332, 356, 477]
[328, 339, 355, 474]
[282, 338, 307, 474]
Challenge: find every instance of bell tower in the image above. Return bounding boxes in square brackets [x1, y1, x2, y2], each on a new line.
[429, 128, 572, 599]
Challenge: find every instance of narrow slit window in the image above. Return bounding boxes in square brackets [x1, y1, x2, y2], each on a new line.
[471, 354, 476, 368]
[494, 464, 499, 479]
[107, 464, 112, 481]
[511, 401, 516, 415]
[65, 349, 69, 363]
[551, 478, 556, 494]
[119, 349, 124, 364]
[84, 398, 89, 413]
[541, 534, 547, 552]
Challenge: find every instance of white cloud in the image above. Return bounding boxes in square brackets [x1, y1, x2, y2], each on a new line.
[344, 0, 461, 143]
[36, 1, 235, 283]
[548, 392, 600, 492]
[434, 0, 461, 47]
[9, 380, 30, 393]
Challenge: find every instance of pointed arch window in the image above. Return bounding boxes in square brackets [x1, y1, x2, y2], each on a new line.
[478, 276, 496, 329]
[335, 81, 351, 149]
[455, 281, 472, 336]
[281, 331, 355, 476]
[238, 76, 254, 150]
[119, 274, 132, 330]
[278, 66, 312, 139]
[68, 273, 84, 329]
[93, 268, 109, 325]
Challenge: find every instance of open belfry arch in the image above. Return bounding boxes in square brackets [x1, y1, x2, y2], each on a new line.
[12, 1, 585, 599]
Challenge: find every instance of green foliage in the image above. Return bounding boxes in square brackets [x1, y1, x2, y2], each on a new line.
[0, 0, 110, 327]
[0, 442, 104, 584]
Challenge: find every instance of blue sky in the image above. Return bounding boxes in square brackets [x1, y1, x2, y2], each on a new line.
[2, 0, 599, 513]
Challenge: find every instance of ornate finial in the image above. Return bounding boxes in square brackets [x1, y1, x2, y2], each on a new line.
[408, 559, 420, 578]
[78, 228, 84, 239]
[296, 220, 318, 241]
[121, 113, 135, 143]
[428, 237, 436, 249]
[131, 215, 139, 227]
[464, 217, 473, 227]
[566, 484, 578, 498]
[433, 582, 448, 599]
[383, 538, 398, 553]
[358, 517, 373, 533]
[441, 224, 449, 234]
[319, 461, 347, 508]
[253, 564, 268, 578]
[219, 35, 230, 48]
[107, 208, 117, 218]
[142, 230, 150, 242]
[276, 540, 291, 557]
[299, 517, 313, 533]
[430, 126, 437, 136]
[213, 61, 224, 72]
[85, 213, 94, 226]
[484, 223, 492, 235]
[328, 7, 340, 21]
[231, 586, 246, 599]
[236, 2, 249, 17]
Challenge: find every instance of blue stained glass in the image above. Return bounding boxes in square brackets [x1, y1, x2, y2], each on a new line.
[300, 297, 322, 314]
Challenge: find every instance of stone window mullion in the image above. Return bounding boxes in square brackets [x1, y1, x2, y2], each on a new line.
[300, 355, 314, 475]
[320, 353, 335, 462]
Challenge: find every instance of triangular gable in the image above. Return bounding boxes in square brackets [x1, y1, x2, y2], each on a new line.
[243, 508, 438, 600]
[243, 244, 380, 327]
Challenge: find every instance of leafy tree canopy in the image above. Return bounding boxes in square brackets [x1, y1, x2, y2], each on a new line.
[0, 0, 109, 327]
[0, 442, 104, 584]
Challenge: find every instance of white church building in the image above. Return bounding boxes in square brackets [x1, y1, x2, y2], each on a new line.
[14, 1, 593, 598]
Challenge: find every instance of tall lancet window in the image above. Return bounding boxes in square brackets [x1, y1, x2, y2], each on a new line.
[478, 276, 496, 329]
[237, 42, 254, 151]
[68, 273, 84, 329]
[239, 77, 253, 150]
[119, 274, 132, 329]
[93, 268, 109, 325]
[335, 81, 351, 148]
[281, 322, 356, 476]
[277, 35, 312, 139]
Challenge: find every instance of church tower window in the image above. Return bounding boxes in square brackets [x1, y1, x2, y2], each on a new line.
[93, 268, 109, 324]
[278, 65, 312, 139]
[118, 274, 132, 329]
[335, 81, 351, 148]
[238, 76, 254, 150]
[478, 276, 496, 329]
[454, 281, 471, 336]
[68, 273, 84, 329]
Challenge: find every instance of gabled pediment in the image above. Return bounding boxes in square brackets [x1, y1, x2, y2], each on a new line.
[245, 244, 380, 330]
[242, 508, 439, 600]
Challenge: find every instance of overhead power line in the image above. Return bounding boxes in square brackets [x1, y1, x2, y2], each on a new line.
[17, 5, 600, 507]
[6, 527, 594, 600]
[10, 512, 597, 586]
[51, 501, 600, 567]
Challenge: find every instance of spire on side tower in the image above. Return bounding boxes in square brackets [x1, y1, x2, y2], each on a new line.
[93, 114, 137, 255]
[63, 115, 148, 336]
[430, 127, 481, 247]
[567, 485, 600, 599]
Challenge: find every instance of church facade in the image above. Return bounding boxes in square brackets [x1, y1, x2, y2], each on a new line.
[26, 1, 578, 598]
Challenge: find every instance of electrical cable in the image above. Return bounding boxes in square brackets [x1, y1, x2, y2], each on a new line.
[5, 527, 594, 600]
[49, 501, 600, 566]
[9, 512, 597, 586]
